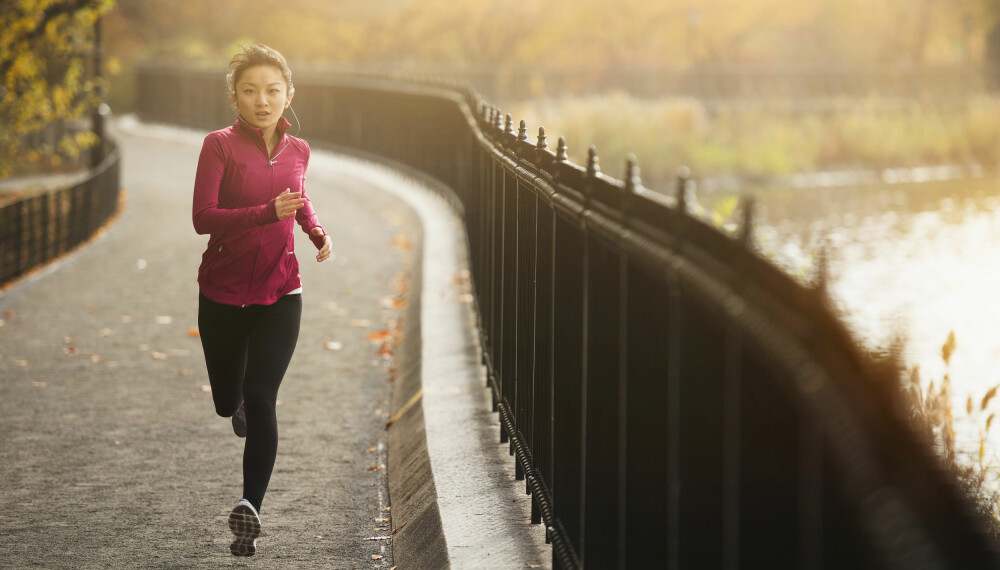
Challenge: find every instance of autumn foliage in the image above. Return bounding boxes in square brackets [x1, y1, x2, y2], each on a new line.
[1, 0, 115, 179]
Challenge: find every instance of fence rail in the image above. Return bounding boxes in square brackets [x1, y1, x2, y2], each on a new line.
[0, 142, 121, 287]
[137, 65, 999, 569]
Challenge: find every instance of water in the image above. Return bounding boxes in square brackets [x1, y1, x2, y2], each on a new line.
[745, 180, 1000, 472]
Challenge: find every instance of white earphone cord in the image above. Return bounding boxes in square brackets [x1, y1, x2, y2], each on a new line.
[287, 103, 301, 137]
[233, 99, 302, 165]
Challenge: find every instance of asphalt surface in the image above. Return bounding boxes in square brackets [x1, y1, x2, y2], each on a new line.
[0, 120, 417, 568]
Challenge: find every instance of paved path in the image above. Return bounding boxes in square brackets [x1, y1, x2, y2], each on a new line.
[0, 120, 418, 568]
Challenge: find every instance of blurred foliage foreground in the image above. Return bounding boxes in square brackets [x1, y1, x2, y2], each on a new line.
[1, 0, 115, 180]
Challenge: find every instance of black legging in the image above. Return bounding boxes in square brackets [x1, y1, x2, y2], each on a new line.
[198, 292, 302, 513]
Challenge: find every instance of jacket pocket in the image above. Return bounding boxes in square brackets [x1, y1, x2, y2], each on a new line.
[201, 236, 232, 281]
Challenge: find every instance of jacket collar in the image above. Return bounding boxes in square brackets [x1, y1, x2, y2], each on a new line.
[233, 115, 292, 140]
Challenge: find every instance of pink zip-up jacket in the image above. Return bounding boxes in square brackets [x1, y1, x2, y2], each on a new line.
[193, 116, 325, 307]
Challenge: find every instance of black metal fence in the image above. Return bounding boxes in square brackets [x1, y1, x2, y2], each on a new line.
[0, 142, 121, 287]
[136, 65, 999, 569]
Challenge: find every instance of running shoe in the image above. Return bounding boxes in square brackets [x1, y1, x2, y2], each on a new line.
[232, 403, 247, 438]
[228, 499, 261, 556]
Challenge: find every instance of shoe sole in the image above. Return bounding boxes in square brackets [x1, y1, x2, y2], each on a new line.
[229, 504, 261, 557]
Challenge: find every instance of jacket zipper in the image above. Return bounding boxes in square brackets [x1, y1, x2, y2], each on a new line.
[241, 134, 277, 307]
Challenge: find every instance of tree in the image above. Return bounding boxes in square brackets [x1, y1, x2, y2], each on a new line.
[0, 0, 115, 179]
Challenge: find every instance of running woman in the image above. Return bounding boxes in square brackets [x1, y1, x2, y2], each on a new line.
[192, 43, 331, 557]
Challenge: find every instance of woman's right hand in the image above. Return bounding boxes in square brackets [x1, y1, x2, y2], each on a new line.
[275, 189, 307, 220]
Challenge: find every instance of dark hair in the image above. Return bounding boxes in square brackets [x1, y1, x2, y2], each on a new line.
[226, 43, 294, 98]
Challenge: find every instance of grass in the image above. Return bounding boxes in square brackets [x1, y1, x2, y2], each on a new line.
[901, 331, 1000, 541]
[506, 94, 1000, 191]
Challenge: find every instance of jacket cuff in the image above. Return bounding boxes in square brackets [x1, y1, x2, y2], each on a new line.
[261, 198, 280, 225]
[309, 226, 327, 249]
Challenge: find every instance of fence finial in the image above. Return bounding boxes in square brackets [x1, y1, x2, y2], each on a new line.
[537, 126, 548, 150]
[625, 154, 641, 194]
[556, 137, 568, 162]
[518, 119, 528, 142]
[739, 195, 755, 246]
[494, 108, 503, 131]
[505, 113, 514, 135]
[676, 165, 691, 213]
[586, 145, 600, 177]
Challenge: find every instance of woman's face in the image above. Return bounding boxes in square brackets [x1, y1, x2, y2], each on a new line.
[232, 64, 293, 133]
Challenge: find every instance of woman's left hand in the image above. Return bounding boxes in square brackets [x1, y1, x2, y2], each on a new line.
[311, 227, 332, 262]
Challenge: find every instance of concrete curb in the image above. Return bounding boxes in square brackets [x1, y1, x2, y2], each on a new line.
[383, 215, 451, 569]
[314, 148, 551, 569]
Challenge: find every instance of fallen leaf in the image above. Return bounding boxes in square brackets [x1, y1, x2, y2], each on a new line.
[525, 564, 541, 568]
[0, 319, 5, 327]
[349, 319, 370, 328]
[200, 384, 212, 392]
[367, 330, 391, 342]
[138, 344, 150, 351]
[186, 328, 200, 337]
[63, 337, 74, 344]
[367, 465, 381, 471]
[155, 316, 173, 325]
[324, 341, 342, 350]
[377, 342, 393, 358]
[391, 233, 411, 251]
[3, 311, 13, 319]
[121, 315, 134, 324]
[137, 259, 147, 270]
[371, 553, 384, 560]
[151, 352, 167, 360]
[91, 354, 106, 363]
[64, 347, 78, 356]
[31, 381, 48, 388]
[379, 295, 407, 310]
[99, 328, 113, 337]
[365, 447, 377, 453]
